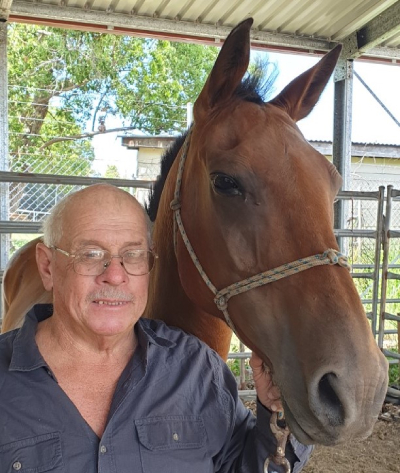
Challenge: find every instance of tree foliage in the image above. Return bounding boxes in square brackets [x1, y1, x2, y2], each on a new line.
[8, 23, 219, 175]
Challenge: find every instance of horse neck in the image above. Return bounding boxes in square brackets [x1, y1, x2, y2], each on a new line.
[145, 160, 232, 360]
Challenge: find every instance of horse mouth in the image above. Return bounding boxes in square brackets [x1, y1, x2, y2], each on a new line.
[282, 399, 316, 445]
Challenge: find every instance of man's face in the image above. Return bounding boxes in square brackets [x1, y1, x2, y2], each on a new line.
[42, 189, 150, 339]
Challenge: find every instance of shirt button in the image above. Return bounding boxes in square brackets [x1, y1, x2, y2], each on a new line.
[13, 462, 22, 471]
[100, 445, 107, 454]
[172, 433, 179, 441]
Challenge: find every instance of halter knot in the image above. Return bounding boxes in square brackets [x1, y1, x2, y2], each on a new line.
[215, 295, 228, 311]
[337, 254, 351, 271]
[324, 249, 339, 264]
[170, 198, 181, 211]
[324, 249, 351, 271]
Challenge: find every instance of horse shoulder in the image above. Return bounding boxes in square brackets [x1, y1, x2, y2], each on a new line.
[2, 237, 50, 332]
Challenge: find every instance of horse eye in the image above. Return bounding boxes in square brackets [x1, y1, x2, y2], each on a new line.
[211, 173, 242, 196]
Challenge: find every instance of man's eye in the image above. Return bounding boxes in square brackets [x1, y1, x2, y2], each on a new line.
[80, 250, 104, 261]
[211, 173, 242, 196]
[125, 251, 146, 262]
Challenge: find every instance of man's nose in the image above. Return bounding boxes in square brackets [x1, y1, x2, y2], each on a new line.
[99, 256, 127, 284]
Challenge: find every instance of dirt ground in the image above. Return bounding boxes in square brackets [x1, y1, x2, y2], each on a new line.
[244, 401, 400, 473]
[303, 404, 400, 473]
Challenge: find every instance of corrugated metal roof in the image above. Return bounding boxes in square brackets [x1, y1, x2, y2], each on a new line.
[3, 0, 400, 61]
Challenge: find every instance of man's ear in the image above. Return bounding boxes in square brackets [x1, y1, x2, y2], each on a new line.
[36, 242, 54, 291]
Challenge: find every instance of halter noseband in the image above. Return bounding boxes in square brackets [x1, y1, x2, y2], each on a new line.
[170, 127, 350, 335]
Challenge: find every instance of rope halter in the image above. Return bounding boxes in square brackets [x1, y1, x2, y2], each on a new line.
[170, 127, 351, 335]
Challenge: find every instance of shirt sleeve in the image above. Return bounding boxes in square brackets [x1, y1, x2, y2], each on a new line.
[210, 351, 314, 473]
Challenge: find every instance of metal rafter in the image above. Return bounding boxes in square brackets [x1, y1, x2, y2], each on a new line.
[341, 0, 400, 61]
[9, 1, 400, 61]
[0, 0, 13, 20]
[9, 1, 335, 52]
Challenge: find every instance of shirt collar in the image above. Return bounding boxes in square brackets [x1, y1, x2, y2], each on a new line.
[9, 304, 175, 372]
[137, 319, 176, 349]
[9, 304, 53, 372]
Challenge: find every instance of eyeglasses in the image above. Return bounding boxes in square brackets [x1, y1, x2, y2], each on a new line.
[51, 246, 157, 276]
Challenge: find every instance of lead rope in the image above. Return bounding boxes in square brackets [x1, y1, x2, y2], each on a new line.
[170, 126, 351, 472]
[264, 412, 291, 473]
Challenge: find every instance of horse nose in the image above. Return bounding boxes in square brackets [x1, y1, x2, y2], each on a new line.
[308, 369, 356, 434]
[314, 372, 346, 427]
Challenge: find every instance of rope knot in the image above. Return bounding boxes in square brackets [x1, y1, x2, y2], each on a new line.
[170, 198, 181, 211]
[324, 249, 339, 264]
[215, 295, 228, 311]
[324, 249, 351, 271]
[337, 254, 351, 271]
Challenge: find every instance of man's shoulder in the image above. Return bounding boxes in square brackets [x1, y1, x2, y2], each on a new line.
[0, 329, 18, 374]
[0, 329, 18, 348]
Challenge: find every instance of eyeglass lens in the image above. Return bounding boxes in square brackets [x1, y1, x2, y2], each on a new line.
[73, 249, 155, 276]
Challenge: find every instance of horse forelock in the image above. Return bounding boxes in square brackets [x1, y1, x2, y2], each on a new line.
[233, 61, 278, 104]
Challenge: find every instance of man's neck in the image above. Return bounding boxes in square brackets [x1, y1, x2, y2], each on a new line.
[35, 314, 138, 366]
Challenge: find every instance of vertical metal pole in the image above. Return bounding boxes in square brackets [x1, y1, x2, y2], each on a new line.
[186, 102, 193, 128]
[239, 342, 246, 390]
[0, 20, 9, 272]
[333, 59, 353, 252]
[371, 186, 385, 338]
[378, 185, 393, 349]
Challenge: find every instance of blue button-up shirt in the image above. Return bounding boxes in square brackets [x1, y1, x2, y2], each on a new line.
[0, 305, 311, 472]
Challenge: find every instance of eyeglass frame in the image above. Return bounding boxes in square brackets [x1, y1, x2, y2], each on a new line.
[50, 245, 158, 276]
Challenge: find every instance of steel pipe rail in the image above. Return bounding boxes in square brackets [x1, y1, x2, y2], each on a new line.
[227, 352, 252, 360]
[337, 190, 382, 200]
[383, 349, 400, 360]
[0, 220, 43, 233]
[0, 171, 155, 189]
[334, 229, 377, 238]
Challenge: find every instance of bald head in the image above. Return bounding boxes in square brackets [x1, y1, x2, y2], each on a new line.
[42, 184, 152, 247]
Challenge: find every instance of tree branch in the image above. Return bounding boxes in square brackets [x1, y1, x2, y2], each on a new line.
[39, 126, 142, 150]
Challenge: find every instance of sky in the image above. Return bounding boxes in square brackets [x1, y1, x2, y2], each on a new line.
[264, 51, 400, 144]
[91, 49, 400, 177]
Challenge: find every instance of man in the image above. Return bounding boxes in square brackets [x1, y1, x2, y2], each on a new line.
[0, 184, 312, 472]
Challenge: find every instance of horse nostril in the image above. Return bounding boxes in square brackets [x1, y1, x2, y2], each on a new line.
[317, 373, 345, 427]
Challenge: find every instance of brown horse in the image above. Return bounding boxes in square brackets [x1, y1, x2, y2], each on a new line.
[2, 19, 388, 447]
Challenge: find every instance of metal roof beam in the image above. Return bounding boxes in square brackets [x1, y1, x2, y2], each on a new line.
[10, 1, 333, 51]
[0, 0, 13, 20]
[9, 1, 400, 61]
[341, 0, 400, 60]
[335, 1, 400, 80]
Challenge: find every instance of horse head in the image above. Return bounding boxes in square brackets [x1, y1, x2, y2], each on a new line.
[150, 18, 388, 445]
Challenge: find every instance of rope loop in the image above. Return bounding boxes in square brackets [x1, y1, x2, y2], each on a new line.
[170, 199, 181, 211]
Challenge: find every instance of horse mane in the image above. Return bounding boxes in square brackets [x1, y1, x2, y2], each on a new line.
[145, 60, 277, 221]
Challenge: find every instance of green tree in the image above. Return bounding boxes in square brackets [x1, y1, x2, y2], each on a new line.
[104, 164, 120, 179]
[7, 24, 219, 177]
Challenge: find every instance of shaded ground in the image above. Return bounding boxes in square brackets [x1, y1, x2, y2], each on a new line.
[303, 404, 400, 473]
[244, 401, 400, 473]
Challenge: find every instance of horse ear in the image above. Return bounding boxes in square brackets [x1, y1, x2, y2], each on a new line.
[193, 18, 253, 121]
[269, 45, 342, 122]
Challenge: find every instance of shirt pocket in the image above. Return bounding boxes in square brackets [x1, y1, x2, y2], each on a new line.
[0, 432, 64, 473]
[135, 415, 210, 473]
